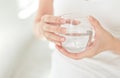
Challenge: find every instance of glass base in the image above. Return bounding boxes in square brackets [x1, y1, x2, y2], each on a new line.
[62, 33, 90, 53]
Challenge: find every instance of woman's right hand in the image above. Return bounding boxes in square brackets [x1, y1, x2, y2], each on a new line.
[34, 15, 66, 45]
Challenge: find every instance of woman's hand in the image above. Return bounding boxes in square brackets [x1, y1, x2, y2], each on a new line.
[34, 15, 66, 45]
[56, 16, 120, 60]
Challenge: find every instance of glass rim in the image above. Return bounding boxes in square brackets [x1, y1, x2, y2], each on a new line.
[60, 13, 89, 18]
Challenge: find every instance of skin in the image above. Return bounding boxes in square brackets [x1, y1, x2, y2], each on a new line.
[34, 0, 120, 60]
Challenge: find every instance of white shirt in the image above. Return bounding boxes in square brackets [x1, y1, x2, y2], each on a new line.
[54, 0, 120, 38]
[51, 0, 120, 78]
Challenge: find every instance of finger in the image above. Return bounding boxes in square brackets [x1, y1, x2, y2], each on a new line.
[89, 16, 103, 30]
[56, 45, 75, 58]
[72, 19, 80, 25]
[76, 41, 97, 59]
[55, 42, 62, 46]
[46, 37, 61, 46]
[41, 15, 65, 24]
[44, 32, 65, 42]
[43, 23, 66, 34]
[66, 19, 80, 25]
[56, 45, 83, 60]
[56, 41, 96, 60]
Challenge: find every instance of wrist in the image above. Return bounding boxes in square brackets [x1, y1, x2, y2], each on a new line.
[34, 22, 45, 40]
[111, 38, 120, 54]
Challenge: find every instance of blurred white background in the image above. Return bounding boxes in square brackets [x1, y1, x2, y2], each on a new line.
[0, 0, 52, 78]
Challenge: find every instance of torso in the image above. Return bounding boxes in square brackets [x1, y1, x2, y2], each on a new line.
[54, 0, 120, 38]
[51, 1, 120, 78]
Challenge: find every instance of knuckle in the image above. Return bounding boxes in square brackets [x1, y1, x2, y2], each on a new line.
[49, 33, 54, 38]
[42, 15, 61, 23]
[47, 37, 54, 42]
[45, 32, 61, 41]
[54, 35, 60, 40]
[57, 27, 65, 34]
[45, 25, 54, 32]
[41, 15, 51, 22]
[54, 17, 60, 23]
[56, 27, 61, 32]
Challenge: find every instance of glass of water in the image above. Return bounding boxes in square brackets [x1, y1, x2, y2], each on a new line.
[60, 13, 95, 53]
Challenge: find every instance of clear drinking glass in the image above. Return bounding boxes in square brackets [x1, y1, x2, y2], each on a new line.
[60, 13, 95, 53]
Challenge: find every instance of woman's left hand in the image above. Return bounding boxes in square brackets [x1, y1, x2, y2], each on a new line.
[56, 16, 119, 60]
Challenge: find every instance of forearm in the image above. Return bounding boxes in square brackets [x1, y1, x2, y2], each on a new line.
[34, 0, 53, 39]
[35, 0, 53, 23]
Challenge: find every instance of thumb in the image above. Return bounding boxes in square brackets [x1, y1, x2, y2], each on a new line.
[88, 16, 103, 31]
